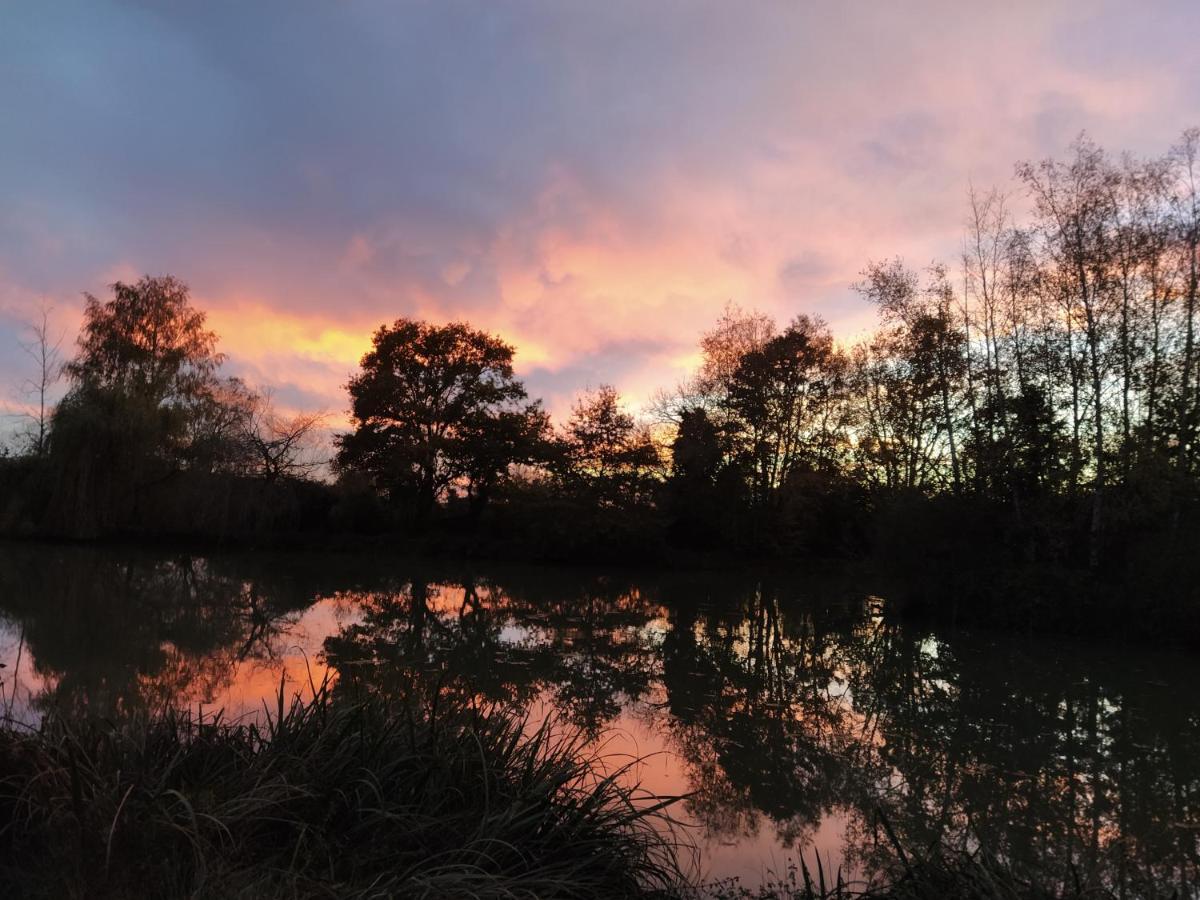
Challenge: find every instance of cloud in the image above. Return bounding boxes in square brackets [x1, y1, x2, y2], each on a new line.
[2, 0, 1199, 423]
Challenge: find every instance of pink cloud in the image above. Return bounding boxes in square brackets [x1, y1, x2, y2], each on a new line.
[3, 1, 1199, 426]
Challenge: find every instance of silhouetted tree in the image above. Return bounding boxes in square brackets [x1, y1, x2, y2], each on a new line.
[47, 276, 245, 533]
[648, 302, 775, 425]
[559, 384, 661, 508]
[971, 384, 1069, 500]
[336, 319, 546, 524]
[1171, 128, 1200, 474]
[184, 375, 257, 474]
[241, 389, 328, 483]
[1019, 138, 1121, 564]
[856, 261, 967, 493]
[65, 275, 224, 407]
[724, 315, 849, 508]
[666, 407, 742, 546]
[12, 300, 64, 457]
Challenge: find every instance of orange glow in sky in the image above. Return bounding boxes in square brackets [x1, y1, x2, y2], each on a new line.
[3, 2, 1199, 422]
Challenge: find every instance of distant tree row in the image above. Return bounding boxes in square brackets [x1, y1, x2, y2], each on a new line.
[5, 130, 1200, 568]
[651, 130, 1200, 563]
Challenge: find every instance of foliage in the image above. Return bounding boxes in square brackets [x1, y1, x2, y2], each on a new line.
[702, 846, 1123, 899]
[336, 318, 548, 523]
[559, 385, 662, 504]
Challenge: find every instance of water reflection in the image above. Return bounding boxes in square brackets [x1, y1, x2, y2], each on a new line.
[0, 543, 1197, 896]
[325, 576, 663, 734]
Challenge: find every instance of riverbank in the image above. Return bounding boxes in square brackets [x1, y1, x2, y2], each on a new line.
[1, 687, 1137, 900]
[5, 524, 1198, 652]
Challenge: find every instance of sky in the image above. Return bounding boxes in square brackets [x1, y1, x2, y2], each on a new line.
[2, 0, 1199, 432]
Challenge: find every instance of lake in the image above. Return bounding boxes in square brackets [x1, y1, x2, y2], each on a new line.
[1, 542, 1197, 896]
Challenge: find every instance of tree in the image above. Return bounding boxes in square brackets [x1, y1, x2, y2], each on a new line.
[14, 299, 64, 456]
[242, 389, 328, 483]
[723, 315, 848, 507]
[456, 403, 550, 518]
[1171, 128, 1200, 472]
[66, 275, 223, 407]
[55, 275, 234, 462]
[560, 385, 661, 507]
[46, 276, 239, 533]
[851, 333, 943, 492]
[336, 319, 545, 523]
[670, 407, 725, 488]
[1019, 137, 1121, 564]
[966, 382, 1069, 513]
[697, 302, 777, 400]
[184, 375, 257, 474]
[649, 302, 776, 426]
[666, 406, 741, 546]
[857, 261, 967, 492]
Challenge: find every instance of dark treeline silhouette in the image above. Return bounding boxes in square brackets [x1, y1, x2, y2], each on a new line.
[4, 132, 1200, 637]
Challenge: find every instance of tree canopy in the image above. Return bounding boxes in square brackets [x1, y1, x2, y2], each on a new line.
[335, 319, 547, 521]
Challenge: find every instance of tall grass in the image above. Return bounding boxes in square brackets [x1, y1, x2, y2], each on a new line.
[0, 681, 688, 899]
[701, 827, 1154, 900]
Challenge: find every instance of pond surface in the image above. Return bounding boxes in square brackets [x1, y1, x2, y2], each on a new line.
[1, 542, 1198, 896]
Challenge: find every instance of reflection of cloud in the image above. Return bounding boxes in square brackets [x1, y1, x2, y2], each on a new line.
[1, 1, 1198, 420]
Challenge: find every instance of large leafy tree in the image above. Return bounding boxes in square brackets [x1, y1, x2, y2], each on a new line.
[66, 275, 223, 405]
[666, 406, 743, 546]
[336, 319, 547, 522]
[46, 276, 256, 533]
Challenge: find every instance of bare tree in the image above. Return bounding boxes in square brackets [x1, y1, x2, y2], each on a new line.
[244, 389, 328, 483]
[1172, 128, 1200, 472]
[1019, 137, 1120, 565]
[14, 300, 65, 456]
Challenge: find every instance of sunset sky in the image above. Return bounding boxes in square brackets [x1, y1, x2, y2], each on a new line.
[3, 1, 1199, 427]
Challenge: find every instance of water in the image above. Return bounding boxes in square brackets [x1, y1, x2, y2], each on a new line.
[1, 542, 1198, 895]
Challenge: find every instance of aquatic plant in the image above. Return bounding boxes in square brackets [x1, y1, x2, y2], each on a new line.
[0, 680, 687, 899]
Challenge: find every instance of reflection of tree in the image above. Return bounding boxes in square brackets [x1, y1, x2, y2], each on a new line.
[660, 583, 884, 850]
[839, 628, 1200, 897]
[3, 544, 1198, 898]
[509, 580, 661, 735]
[325, 578, 542, 711]
[323, 575, 662, 736]
[655, 580, 1200, 898]
[0, 545, 313, 718]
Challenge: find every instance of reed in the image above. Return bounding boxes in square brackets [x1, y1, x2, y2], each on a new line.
[702, 835, 1128, 900]
[0, 680, 687, 899]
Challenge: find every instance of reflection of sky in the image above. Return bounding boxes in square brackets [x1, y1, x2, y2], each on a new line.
[0, 579, 856, 883]
[4, 2, 1200, 430]
[6, 567, 1200, 891]
[0, 596, 362, 726]
[203, 596, 362, 720]
[0, 613, 46, 722]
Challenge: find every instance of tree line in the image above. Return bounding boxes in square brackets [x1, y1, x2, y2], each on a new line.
[4, 130, 1200, 578]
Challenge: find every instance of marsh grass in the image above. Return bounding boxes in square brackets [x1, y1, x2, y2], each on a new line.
[701, 819, 1162, 900]
[0, 680, 689, 899]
